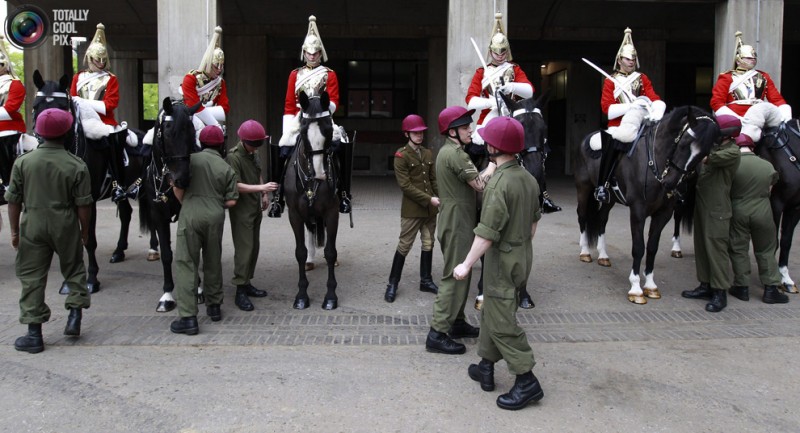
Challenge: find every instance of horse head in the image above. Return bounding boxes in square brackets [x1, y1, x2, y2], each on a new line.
[660, 106, 719, 192]
[32, 69, 72, 123]
[501, 91, 549, 181]
[298, 91, 333, 181]
[157, 97, 200, 189]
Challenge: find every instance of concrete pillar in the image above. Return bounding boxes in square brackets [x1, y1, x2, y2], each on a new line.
[565, 63, 601, 176]
[427, 37, 447, 150]
[446, 0, 507, 110]
[110, 55, 139, 128]
[22, 41, 70, 131]
[157, 0, 220, 101]
[637, 40, 666, 97]
[715, 0, 784, 88]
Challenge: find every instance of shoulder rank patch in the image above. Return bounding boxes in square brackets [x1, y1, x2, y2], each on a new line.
[394, 151, 404, 158]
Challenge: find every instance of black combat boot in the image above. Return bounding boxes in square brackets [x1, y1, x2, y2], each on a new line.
[682, 282, 712, 299]
[496, 371, 544, 410]
[64, 308, 82, 336]
[425, 328, 466, 355]
[235, 285, 255, 311]
[384, 251, 405, 303]
[705, 289, 727, 313]
[244, 283, 267, 297]
[419, 250, 438, 294]
[728, 285, 749, 301]
[14, 324, 44, 353]
[206, 304, 222, 322]
[468, 358, 495, 391]
[763, 285, 789, 304]
[170, 316, 199, 335]
[449, 318, 480, 339]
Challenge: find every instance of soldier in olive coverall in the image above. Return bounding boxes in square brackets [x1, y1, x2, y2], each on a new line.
[383, 114, 440, 303]
[5, 108, 93, 353]
[682, 114, 742, 312]
[226, 120, 278, 311]
[728, 134, 789, 304]
[170, 126, 238, 335]
[454, 116, 544, 410]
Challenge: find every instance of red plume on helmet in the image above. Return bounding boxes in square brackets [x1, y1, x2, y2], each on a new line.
[401, 114, 427, 132]
[477, 116, 524, 154]
[438, 106, 475, 135]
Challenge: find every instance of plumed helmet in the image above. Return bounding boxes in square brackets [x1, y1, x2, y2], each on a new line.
[85, 23, 110, 70]
[237, 119, 268, 144]
[199, 27, 224, 75]
[0, 36, 16, 77]
[199, 125, 225, 146]
[35, 108, 73, 139]
[477, 116, 524, 154]
[401, 114, 427, 132]
[716, 114, 742, 138]
[301, 15, 328, 63]
[438, 106, 475, 135]
[487, 13, 513, 62]
[733, 31, 757, 69]
[614, 28, 639, 71]
[735, 134, 754, 148]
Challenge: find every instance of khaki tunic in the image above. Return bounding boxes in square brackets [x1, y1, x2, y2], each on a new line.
[474, 160, 541, 374]
[393, 143, 438, 255]
[431, 141, 479, 333]
[175, 148, 239, 317]
[226, 142, 263, 286]
[4, 140, 93, 324]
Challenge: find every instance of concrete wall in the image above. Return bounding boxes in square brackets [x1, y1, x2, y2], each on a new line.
[715, 0, 784, 88]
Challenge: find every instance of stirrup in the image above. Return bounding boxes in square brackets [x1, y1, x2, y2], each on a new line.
[339, 193, 352, 214]
[267, 198, 283, 218]
[111, 182, 127, 203]
[126, 179, 142, 199]
[594, 185, 610, 203]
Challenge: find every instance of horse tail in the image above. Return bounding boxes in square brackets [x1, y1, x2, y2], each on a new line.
[678, 174, 697, 235]
[583, 198, 604, 248]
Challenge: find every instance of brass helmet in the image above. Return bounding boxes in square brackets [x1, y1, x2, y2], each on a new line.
[300, 15, 328, 64]
[733, 31, 757, 69]
[0, 35, 16, 77]
[198, 27, 224, 75]
[85, 23, 110, 71]
[487, 13, 513, 63]
[614, 28, 639, 71]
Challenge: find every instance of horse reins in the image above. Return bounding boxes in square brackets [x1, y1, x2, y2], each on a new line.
[762, 119, 800, 172]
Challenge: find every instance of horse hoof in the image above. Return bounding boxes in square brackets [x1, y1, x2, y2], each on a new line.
[628, 294, 647, 304]
[474, 298, 483, 311]
[784, 283, 799, 294]
[156, 300, 176, 313]
[294, 297, 310, 310]
[579, 254, 592, 263]
[597, 258, 611, 267]
[322, 299, 338, 310]
[335, 260, 339, 267]
[519, 297, 535, 309]
[643, 288, 661, 299]
[671, 250, 683, 258]
[87, 282, 100, 294]
[59, 283, 70, 295]
[147, 251, 160, 261]
[305, 262, 315, 271]
[109, 251, 125, 263]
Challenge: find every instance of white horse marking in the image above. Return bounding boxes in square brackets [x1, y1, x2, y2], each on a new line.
[307, 123, 327, 180]
[628, 270, 643, 296]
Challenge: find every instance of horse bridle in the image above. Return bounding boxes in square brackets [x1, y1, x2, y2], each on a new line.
[762, 119, 800, 172]
[149, 110, 192, 202]
[649, 115, 714, 186]
[512, 107, 546, 156]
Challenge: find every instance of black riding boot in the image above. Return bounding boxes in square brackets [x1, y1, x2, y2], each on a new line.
[384, 251, 405, 303]
[594, 132, 621, 204]
[108, 130, 129, 203]
[538, 174, 561, 213]
[468, 358, 495, 391]
[419, 250, 438, 294]
[14, 323, 44, 353]
[496, 371, 544, 410]
[337, 140, 353, 214]
[705, 289, 727, 313]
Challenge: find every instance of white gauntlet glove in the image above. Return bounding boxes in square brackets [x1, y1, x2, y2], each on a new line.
[779, 104, 793, 122]
[497, 82, 533, 99]
[467, 96, 496, 111]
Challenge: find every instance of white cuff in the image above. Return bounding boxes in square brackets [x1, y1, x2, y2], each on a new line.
[83, 98, 107, 115]
[329, 102, 337, 114]
[649, 100, 666, 122]
[714, 105, 739, 118]
[279, 113, 300, 147]
[779, 104, 793, 122]
[195, 108, 219, 127]
[468, 96, 494, 111]
[0, 107, 10, 121]
[608, 103, 632, 120]
[204, 105, 226, 122]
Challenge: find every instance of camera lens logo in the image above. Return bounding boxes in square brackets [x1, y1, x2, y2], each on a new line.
[4, 5, 50, 49]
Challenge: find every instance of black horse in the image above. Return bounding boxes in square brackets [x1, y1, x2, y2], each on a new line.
[574, 106, 719, 304]
[138, 98, 200, 312]
[31, 70, 142, 293]
[284, 91, 340, 310]
[758, 118, 800, 294]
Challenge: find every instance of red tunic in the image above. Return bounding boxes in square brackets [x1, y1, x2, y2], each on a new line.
[0, 79, 26, 134]
[70, 71, 119, 126]
[283, 67, 340, 116]
[181, 73, 230, 115]
[601, 72, 660, 128]
[466, 64, 532, 124]
[710, 70, 786, 117]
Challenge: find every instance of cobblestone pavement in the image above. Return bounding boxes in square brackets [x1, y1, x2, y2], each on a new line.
[1, 176, 799, 432]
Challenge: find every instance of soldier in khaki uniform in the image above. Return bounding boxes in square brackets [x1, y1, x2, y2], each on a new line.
[727, 134, 789, 305]
[425, 106, 491, 355]
[170, 126, 238, 335]
[226, 120, 278, 311]
[5, 109, 93, 353]
[384, 114, 440, 303]
[454, 116, 544, 410]
[682, 115, 742, 312]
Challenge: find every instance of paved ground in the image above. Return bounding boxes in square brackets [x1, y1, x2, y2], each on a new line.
[1, 175, 799, 432]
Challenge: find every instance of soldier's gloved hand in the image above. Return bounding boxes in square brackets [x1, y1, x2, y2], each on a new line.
[634, 96, 651, 109]
[279, 145, 294, 159]
[497, 83, 514, 95]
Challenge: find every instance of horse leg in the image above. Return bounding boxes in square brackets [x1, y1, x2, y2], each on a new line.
[474, 256, 485, 310]
[291, 219, 311, 309]
[85, 203, 101, 293]
[597, 233, 611, 267]
[671, 207, 683, 258]
[155, 217, 176, 312]
[322, 214, 339, 310]
[642, 207, 674, 300]
[147, 230, 160, 261]
[518, 285, 535, 309]
[626, 208, 647, 304]
[305, 227, 316, 271]
[110, 199, 133, 263]
[778, 207, 800, 294]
